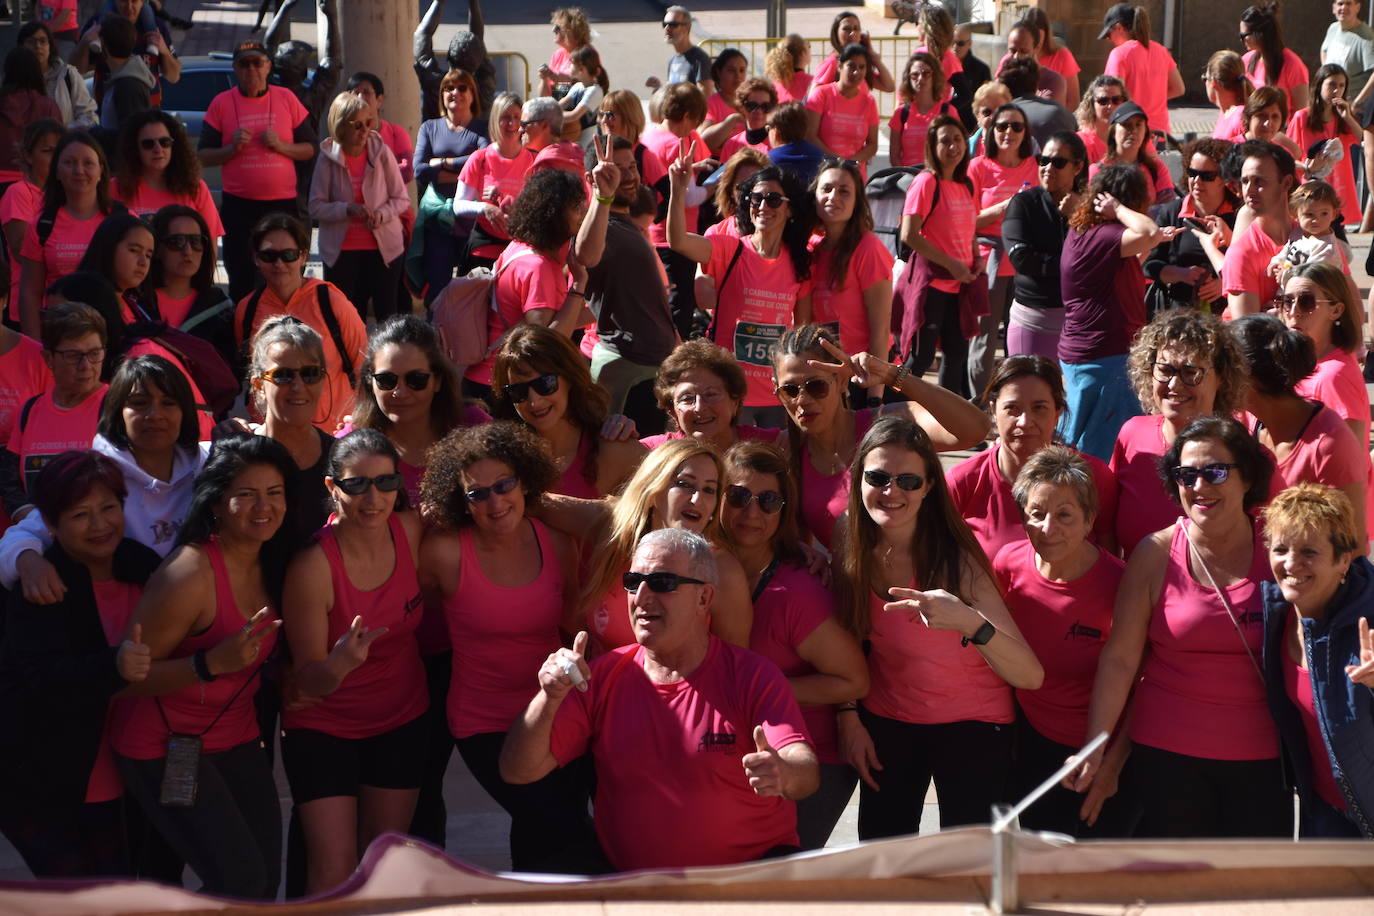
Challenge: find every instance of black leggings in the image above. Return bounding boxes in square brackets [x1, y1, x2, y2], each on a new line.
[407, 651, 455, 849]
[906, 288, 970, 399]
[1126, 742, 1292, 839]
[657, 246, 700, 339]
[325, 249, 402, 323]
[117, 740, 283, 900]
[857, 708, 1011, 840]
[220, 193, 301, 302]
[1008, 713, 1137, 838]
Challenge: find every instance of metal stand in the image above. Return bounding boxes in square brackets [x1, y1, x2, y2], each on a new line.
[766, 0, 785, 39]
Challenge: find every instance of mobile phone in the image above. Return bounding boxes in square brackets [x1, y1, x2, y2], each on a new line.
[1182, 217, 1209, 232]
[160, 733, 202, 807]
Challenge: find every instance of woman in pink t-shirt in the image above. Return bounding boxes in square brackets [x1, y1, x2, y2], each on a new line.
[1071, 417, 1291, 839]
[1073, 74, 1130, 164]
[1240, 5, 1310, 113]
[766, 35, 812, 104]
[538, 7, 593, 98]
[1101, 5, 1183, 137]
[1023, 6, 1081, 105]
[1287, 65, 1362, 223]
[1091, 101, 1176, 206]
[701, 49, 749, 155]
[836, 415, 1042, 839]
[148, 205, 235, 367]
[720, 440, 867, 849]
[281, 429, 427, 894]
[888, 52, 955, 168]
[1205, 51, 1251, 142]
[813, 12, 895, 94]
[1, 120, 61, 323]
[455, 93, 535, 271]
[112, 111, 224, 244]
[1281, 263, 1369, 449]
[805, 45, 880, 176]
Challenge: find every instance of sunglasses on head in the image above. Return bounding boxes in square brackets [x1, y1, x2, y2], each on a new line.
[1036, 154, 1073, 169]
[255, 247, 302, 264]
[373, 369, 432, 391]
[1186, 167, 1219, 181]
[775, 378, 830, 400]
[863, 469, 924, 490]
[1095, 95, 1124, 106]
[724, 485, 786, 514]
[1152, 361, 1208, 387]
[1171, 462, 1239, 487]
[622, 570, 706, 593]
[161, 233, 205, 252]
[994, 121, 1026, 133]
[140, 136, 174, 150]
[334, 473, 404, 495]
[748, 190, 788, 210]
[464, 476, 520, 503]
[743, 100, 774, 112]
[1273, 292, 1335, 315]
[261, 365, 325, 386]
[502, 373, 559, 403]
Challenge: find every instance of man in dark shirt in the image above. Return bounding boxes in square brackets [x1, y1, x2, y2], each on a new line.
[951, 23, 992, 130]
[1001, 57, 1075, 149]
[646, 6, 713, 98]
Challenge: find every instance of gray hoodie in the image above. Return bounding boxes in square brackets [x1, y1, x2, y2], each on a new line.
[99, 55, 156, 131]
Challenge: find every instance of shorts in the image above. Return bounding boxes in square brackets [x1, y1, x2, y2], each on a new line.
[281, 714, 428, 803]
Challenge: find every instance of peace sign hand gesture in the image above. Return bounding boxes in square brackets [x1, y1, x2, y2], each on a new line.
[329, 615, 389, 675]
[667, 136, 697, 194]
[1347, 617, 1374, 688]
[589, 133, 621, 200]
[806, 336, 899, 389]
[206, 607, 280, 677]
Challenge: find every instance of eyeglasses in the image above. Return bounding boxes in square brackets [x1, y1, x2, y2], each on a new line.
[445, 84, 472, 94]
[623, 570, 706, 593]
[1273, 292, 1335, 315]
[261, 365, 325, 386]
[140, 136, 174, 150]
[1094, 95, 1124, 106]
[502, 373, 559, 403]
[1036, 155, 1073, 169]
[235, 57, 268, 69]
[161, 233, 206, 252]
[775, 378, 830, 400]
[597, 109, 617, 120]
[1238, 31, 1254, 42]
[519, 118, 544, 128]
[743, 100, 774, 112]
[1171, 462, 1239, 487]
[1186, 167, 1219, 182]
[863, 469, 924, 491]
[1152, 361, 1208, 387]
[50, 346, 105, 367]
[255, 247, 302, 264]
[464, 476, 520, 503]
[994, 121, 1026, 133]
[373, 370, 432, 391]
[749, 191, 788, 210]
[662, 20, 686, 29]
[674, 388, 726, 408]
[334, 473, 404, 495]
[724, 485, 786, 514]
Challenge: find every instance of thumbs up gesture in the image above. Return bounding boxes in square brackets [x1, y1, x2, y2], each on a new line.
[742, 724, 784, 797]
[118, 623, 152, 682]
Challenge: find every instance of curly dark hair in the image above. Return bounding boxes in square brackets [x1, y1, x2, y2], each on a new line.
[114, 109, 202, 199]
[1159, 415, 1272, 512]
[734, 166, 813, 282]
[421, 420, 558, 530]
[1069, 163, 1150, 230]
[1231, 312, 1316, 398]
[507, 169, 586, 252]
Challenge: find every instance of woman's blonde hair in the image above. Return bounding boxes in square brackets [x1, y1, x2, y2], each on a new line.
[551, 7, 591, 48]
[1263, 482, 1361, 558]
[600, 88, 645, 142]
[766, 34, 808, 85]
[327, 91, 370, 142]
[487, 91, 522, 140]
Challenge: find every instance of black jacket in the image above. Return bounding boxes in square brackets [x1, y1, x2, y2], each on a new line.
[1142, 197, 1236, 311]
[1003, 185, 1068, 310]
[0, 538, 162, 809]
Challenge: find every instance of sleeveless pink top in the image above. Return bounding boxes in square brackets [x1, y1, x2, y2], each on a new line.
[800, 409, 874, 549]
[1131, 520, 1278, 760]
[589, 569, 635, 657]
[552, 432, 600, 498]
[445, 519, 565, 738]
[113, 540, 278, 759]
[284, 514, 427, 737]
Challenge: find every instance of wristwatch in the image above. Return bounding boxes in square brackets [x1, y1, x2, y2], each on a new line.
[889, 364, 911, 386]
[962, 621, 996, 648]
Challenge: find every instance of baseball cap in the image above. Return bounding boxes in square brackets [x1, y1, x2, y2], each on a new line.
[1098, 3, 1136, 40]
[233, 40, 270, 64]
[1109, 101, 1148, 126]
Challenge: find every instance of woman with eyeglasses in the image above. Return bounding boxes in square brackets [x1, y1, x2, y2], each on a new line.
[1091, 101, 1177, 206]
[415, 68, 488, 301]
[888, 53, 954, 169]
[703, 147, 769, 244]
[113, 110, 224, 247]
[1069, 416, 1290, 840]
[1111, 309, 1249, 559]
[1143, 138, 1239, 314]
[197, 42, 316, 301]
[419, 420, 589, 871]
[835, 415, 1041, 839]
[813, 12, 895, 94]
[309, 92, 409, 326]
[280, 429, 427, 893]
[643, 339, 778, 452]
[1002, 131, 1088, 358]
[700, 48, 749, 155]
[1240, 4, 1310, 114]
[454, 92, 533, 274]
[18, 21, 96, 129]
[719, 440, 868, 849]
[719, 79, 777, 161]
[805, 44, 880, 179]
[148, 205, 236, 367]
[1281, 262, 1369, 451]
[491, 325, 644, 499]
[772, 324, 991, 550]
[1205, 51, 1252, 143]
[233, 213, 367, 433]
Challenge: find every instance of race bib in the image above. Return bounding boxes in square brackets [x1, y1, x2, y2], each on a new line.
[733, 321, 785, 367]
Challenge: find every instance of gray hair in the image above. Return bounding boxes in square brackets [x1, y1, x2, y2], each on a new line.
[666, 6, 692, 23]
[248, 315, 326, 413]
[1010, 445, 1099, 520]
[523, 97, 564, 134]
[488, 91, 523, 140]
[635, 528, 719, 585]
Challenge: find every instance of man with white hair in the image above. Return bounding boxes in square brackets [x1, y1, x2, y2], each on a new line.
[520, 97, 587, 174]
[501, 528, 818, 873]
[645, 6, 714, 98]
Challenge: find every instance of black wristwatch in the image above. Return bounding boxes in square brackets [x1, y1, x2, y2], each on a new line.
[962, 620, 996, 648]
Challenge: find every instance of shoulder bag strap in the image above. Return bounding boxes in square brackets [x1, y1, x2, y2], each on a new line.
[1185, 529, 1266, 687]
[706, 239, 746, 343]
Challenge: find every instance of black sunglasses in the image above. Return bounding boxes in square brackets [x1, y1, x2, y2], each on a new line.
[162, 233, 206, 252]
[725, 485, 786, 514]
[994, 121, 1026, 133]
[140, 136, 174, 150]
[775, 378, 830, 400]
[1186, 167, 1219, 182]
[1273, 292, 1334, 315]
[1036, 155, 1073, 169]
[334, 473, 404, 495]
[748, 191, 788, 210]
[502, 373, 559, 403]
[1095, 95, 1124, 106]
[373, 370, 432, 391]
[863, 469, 924, 491]
[743, 100, 774, 112]
[623, 571, 707, 593]
[255, 247, 302, 264]
[464, 476, 520, 503]
[1170, 462, 1239, 487]
[261, 365, 325, 386]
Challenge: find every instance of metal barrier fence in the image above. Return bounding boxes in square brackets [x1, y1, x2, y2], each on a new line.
[701, 36, 928, 120]
[491, 50, 532, 102]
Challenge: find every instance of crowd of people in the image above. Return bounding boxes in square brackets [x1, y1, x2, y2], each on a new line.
[0, 0, 1371, 902]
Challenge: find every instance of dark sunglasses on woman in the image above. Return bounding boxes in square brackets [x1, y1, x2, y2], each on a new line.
[334, 473, 404, 495]
[140, 136, 174, 150]
[162, 233, 206, 252]
[464, 476, 520, 503]
[724, 485, 786, 514]
[502, 373, 559, 403]
[862, 469, 924, 490]
[256, 248, 303, 264]
[261, 365, 325, 386]
[775, 378, 830, 400]
[1170, 462, 1238, 487]
[373, 370, 433, 391]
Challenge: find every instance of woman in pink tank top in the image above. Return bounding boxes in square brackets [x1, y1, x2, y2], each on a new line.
[771, 325, 991, 549]
[492, 325, 645, 498]
[418, 420, 591, 871]
[1073, 417, 1291, 839]
[113, 435, 295, 900]
[835, 415, 1042, 840]
[281, 430, 427, 894]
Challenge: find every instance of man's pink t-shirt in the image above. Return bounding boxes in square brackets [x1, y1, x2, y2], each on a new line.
[809, 231, 894, 355]
[1, 181, 43, 320]
[1286, 111, 1358, 221]
[113, 178, 226, 240]
[0, 334, 51, 449]
[459, 145, 535, 252]
[19, 207, 105, 308]
[1243, 48, 1311, 114]
[466, 242, 568, 386]
[204, 87, 309, 201]
[1222, 217, 1295, 304]
[902, 171, 975, 294]
[12, 384, 107, 493]
[1296, 348, 1369, 449]
[969, 155, 1038, 277]
[643, 127, 708, 248]
[995, 540, 1121, 747]
[1110, 414, 1183, 557]
[550, 638, 810, 871]
[1104, 40, 1178, 134]
[805, 83, 879, 168]
[706, 234, 811, 406]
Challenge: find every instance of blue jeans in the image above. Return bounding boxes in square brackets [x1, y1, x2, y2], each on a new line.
[1058, 355, 1140, 462]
